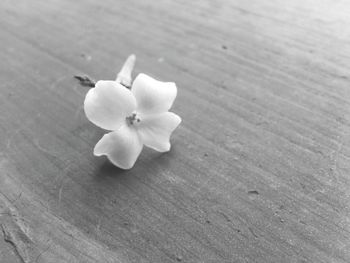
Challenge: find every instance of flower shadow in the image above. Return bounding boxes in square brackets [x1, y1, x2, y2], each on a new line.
[91, 159, 138, 198]
[79, 147, 179, 223]
[94, 145, 177, 180]
[90, 143, 180, 200]
[95, 160, 128, 179]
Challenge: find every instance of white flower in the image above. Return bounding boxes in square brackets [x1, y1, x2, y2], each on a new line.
[84, 73, 181, 169]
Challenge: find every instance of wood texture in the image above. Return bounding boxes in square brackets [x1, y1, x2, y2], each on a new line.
[1, 0, 350, 262]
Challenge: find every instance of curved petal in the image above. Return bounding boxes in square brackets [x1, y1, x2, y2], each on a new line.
[84, 80, 136, 130]
[94, 125, 143, 169]
[132, 73, 177, 115]
[137, 112, 181, 152]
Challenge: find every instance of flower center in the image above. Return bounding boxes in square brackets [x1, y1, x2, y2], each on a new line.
[126, 113, 141, 125]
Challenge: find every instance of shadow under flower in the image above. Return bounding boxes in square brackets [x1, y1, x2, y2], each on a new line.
[77, 146, 180, 224]
[96, 160, 128, 178]
[95, 142, 179, 176]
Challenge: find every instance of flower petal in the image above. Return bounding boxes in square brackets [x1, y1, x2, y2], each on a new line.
[132, 73, 177, 115]
[84, 80, 136, 130]
[94, 125, 143, 169]
[137, 112, 181, 152]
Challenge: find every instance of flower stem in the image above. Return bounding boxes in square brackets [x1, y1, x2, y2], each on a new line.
[116, 54, 136, 88]
[74, 75, 96, 87]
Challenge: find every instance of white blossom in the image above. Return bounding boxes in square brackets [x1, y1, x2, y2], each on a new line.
[84, 68, 181, 169]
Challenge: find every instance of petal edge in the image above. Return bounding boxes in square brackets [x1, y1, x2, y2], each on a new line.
[94, 126, 143, 169]
[84, 80, 136, 130]
[132, 73, 177, 115]
[137, 112, 181, 152]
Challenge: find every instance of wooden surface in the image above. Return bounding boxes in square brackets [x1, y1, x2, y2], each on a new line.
[1, 0, 350, 262]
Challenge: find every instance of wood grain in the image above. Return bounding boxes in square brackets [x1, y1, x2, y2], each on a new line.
[0, 0, 350, 262]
